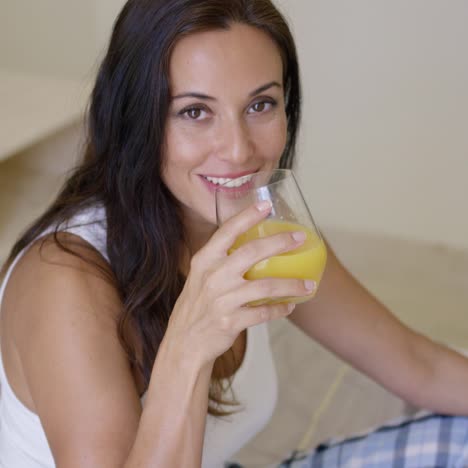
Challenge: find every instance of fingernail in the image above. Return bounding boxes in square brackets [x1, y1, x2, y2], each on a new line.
[256, 200, 272, 212]
[288, 303, 296, 313]
[304, 280, 316, 291]
[292, 231, 306, 242]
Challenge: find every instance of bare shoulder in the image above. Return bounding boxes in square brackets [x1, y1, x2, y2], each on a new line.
[1, 233, 141, 466]
[5, 232, 121, 340]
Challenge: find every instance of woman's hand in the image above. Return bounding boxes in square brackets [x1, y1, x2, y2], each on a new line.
[163, 200, 315, 367]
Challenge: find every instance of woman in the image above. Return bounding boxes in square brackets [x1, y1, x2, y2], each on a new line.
[1, 1, 467, 467]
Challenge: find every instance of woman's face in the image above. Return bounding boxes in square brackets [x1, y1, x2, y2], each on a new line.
[163, 23, 287, 227]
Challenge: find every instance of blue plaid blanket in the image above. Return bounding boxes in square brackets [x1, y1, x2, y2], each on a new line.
[228, 413, 468, 467]
[279, 413, 468, 468]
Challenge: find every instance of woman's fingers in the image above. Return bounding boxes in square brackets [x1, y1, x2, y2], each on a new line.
[227, 230, 306, 277]
[206, 201, 273, 257]
[237, 302, 296, 330]
[222, 277, 316, 309]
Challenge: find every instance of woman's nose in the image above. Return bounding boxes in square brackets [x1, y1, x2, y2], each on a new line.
[218, 119, 254, 165]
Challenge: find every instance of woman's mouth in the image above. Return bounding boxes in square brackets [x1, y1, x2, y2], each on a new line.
[199, 172, 257, 194]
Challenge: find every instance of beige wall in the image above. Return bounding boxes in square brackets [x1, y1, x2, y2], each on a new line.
[0, 1, 97, 79]
[276, 0, 468, 250]
[2, 1, 467, 250]
[0, 0, 126, 79]
[95, 0, 127, 59]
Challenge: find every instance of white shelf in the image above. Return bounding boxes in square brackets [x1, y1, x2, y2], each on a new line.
[0, 70, 92, 161]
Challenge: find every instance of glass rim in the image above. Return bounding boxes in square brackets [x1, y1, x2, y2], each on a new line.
[214, 168, 322, 241]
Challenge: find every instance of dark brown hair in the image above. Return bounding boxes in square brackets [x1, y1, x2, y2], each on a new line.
[5, 0, 301, 416]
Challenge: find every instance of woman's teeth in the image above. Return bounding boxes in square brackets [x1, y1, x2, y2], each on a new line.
[204, 174, 254, 188]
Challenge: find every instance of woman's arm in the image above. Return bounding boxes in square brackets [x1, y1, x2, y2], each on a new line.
[288, 239, 468, 415]
[10, 237, 211, 468]
[125, 339, 213, 467]
[10, 200, 301, 468]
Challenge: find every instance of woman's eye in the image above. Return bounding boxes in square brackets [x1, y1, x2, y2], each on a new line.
[180, 107, 207, 120]
[248, 100, 275, 114]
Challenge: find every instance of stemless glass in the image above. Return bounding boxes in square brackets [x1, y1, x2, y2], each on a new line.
[215, 169, 327, 305]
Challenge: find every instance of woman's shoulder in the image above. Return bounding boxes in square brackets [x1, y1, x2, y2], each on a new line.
[5, 232, 120, 333]
[0, 233, 142, 462]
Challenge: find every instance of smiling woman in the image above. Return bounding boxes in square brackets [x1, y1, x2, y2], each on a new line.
[1, 1, 468, 468]
[0, 1, 302, 467]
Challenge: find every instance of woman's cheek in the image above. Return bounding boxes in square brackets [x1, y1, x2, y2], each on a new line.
[166, 128, 211, 166]
[259, 116, 288, 160]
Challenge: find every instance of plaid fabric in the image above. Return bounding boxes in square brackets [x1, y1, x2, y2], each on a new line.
[277, 413, 468, 468]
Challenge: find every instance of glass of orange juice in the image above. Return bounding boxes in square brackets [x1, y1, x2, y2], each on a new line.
[215, 169, 327, 306]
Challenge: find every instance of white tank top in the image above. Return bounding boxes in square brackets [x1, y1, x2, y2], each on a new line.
[0, 206, 278, 468]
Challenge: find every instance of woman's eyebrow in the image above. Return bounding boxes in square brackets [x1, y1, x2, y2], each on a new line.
[249, 81, 282, 97]
[171, 81, 282, 101]
[172, 92, 216, 101]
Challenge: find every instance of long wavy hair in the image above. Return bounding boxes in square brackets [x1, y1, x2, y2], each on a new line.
[5, 0, 301, 416]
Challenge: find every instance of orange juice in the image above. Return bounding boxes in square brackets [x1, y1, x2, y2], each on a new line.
[229, 220, 327, 305]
